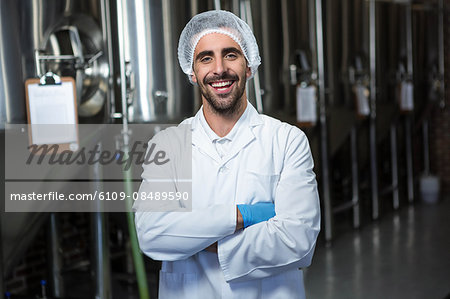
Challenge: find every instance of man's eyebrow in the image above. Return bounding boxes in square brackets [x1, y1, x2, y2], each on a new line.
[222, 47, 242, 55]
[195, 50, 213, 61]
[195, 47, 243, 61]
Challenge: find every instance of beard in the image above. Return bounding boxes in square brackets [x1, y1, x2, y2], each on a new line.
[198, 71, 246, 116]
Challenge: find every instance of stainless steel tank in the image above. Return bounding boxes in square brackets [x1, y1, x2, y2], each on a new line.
[1, 0, 112, 277]
[0, 0, 26, 126]
[248, 0, 284, 113]
[279, 0, 317, 114]
[411, 1, 443, 110]
[114, 0, 195, 123]
[15, 0, 111, 120]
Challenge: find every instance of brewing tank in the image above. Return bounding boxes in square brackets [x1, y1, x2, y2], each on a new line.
[114, 0, 195, 123]
[0, 0, 112, 276]
[0, 0, 26, 126]
[7, 0, 111, 121]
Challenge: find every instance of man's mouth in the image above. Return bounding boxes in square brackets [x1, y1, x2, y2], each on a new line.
[208, 80, 235, 94]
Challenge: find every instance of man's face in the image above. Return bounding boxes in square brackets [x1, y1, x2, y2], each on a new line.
[192, 33, 251, 115]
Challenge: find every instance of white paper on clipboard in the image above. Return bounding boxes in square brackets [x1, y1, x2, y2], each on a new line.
[26, 79, 78, 146]
[296, 85, 317, 124]
[399, 81, 414, 112]
[354, 84, 370, 117]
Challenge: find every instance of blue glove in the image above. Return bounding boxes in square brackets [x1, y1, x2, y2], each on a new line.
[237, 202, 275, 228]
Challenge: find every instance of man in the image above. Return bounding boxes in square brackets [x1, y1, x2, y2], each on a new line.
[135, 10, 320, 298]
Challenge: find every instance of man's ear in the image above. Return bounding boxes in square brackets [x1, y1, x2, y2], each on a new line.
[191, 73, 198, 83]
[246, 66, 251, 79]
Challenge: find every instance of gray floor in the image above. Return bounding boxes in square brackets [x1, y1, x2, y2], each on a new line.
[304, 196, 450, 299]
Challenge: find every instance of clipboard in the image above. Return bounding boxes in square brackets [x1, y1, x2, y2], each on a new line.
[398, 81, 414, 113]
[296, 85, 318, 128]
[353, 84, 370, 119]
[25, 72, 79, 153]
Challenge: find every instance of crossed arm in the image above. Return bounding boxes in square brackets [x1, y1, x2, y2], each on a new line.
[204, 207, 243, 252]
[205, 203, 276, 252]
[134, 128, 320, 282]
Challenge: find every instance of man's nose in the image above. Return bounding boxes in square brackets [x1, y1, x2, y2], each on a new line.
[212, 57, 225, 75]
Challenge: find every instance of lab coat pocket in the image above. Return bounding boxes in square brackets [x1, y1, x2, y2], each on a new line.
[158, 271, 198, 299]
[242, 171, 280, 203]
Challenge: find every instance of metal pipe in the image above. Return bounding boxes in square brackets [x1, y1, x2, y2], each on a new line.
[251, 57, 263, 112]
[315, 0, 332, 242]
[405, 3, 413, 77]
[117, 0, 129, 131]
[405, 2, 414, 204]
[390, 124, 399, 210]
[325, 0, 335, 105]
[117, 1, 149, 297]
[438, 0, 445, 108]
[162, 0, 175, 118]
[309, 0, 317, 75]
[48, 213, 64, 298]
[190, 0, 201, 111]
[423, 119, 430, 175]
[190, 0, 198, 15]
[214, 0, 221, 10]
[281, 0, 291, 109]
[342, 0, 350, 107]
[247, 0, 263, 113]
[35, 49, 42, 78]
[93, 211, 111, 299]
[405, 116, 414, 203]
[123, 151, 150, 299]
[0, 211, 4, 297]
[37, 54, 79, 60]
[240, 0, 263, 113]
[231, 0, 240, 15]
[100, 0, 115, 120]
[91, 143, 112, 299]
[351, 126, 360, 228]
[342, 0, 349, 73]
[369, 0, 379, 220]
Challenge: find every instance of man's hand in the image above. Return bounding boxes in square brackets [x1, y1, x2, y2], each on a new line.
[205, 242, 218, 253]
[236, 206, 244, 231]
[204, 204, 274, 254]
[237, 202, 275, 229]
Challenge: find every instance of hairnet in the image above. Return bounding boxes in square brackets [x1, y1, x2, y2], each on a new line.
[178, 10, 261, 83]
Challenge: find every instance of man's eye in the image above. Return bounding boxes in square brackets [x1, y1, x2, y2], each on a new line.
[200, 57, 212, 63]
[226, 53, 237, 59]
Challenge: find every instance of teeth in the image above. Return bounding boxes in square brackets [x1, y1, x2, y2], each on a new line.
[211, 81, 232, 88]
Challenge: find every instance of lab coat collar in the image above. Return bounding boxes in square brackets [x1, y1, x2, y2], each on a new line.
[191, 101, 264, 163]
[191, 101, 263, 132]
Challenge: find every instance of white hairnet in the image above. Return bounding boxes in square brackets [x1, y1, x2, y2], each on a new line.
[178, 10, 261, 83]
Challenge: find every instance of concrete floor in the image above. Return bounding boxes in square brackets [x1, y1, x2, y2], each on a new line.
[304, 196, 450, 299]
[8, 197, 448, 299]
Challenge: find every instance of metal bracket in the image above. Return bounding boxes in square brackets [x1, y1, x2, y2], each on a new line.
[34, 26, 103, 77]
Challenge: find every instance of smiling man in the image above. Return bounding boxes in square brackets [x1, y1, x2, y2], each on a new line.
[135, 10, 320, 299]
[193, 33, 248, 116]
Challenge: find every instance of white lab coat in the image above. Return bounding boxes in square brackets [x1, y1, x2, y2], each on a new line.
[135, 103, 320, 298]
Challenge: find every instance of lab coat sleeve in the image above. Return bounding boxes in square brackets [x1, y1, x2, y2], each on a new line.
[217, 127, 321, 282]
[134, 127, 236, 261]
[135, 206, 236, 261]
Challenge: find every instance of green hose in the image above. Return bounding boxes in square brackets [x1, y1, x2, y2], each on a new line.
[123, 151, 150, 299]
